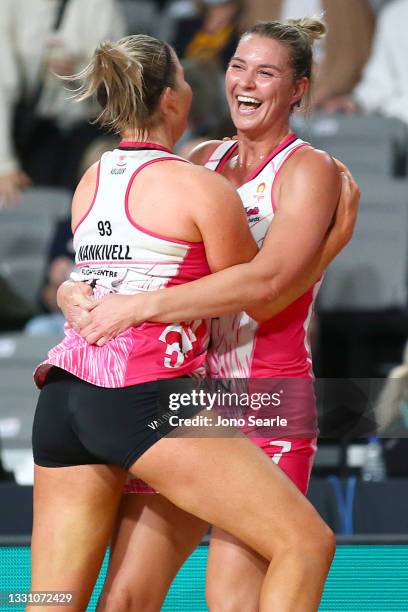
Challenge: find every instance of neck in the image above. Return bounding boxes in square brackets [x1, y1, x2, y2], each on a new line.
[121, 125, 175, 150]
[235, 122, 291, 170]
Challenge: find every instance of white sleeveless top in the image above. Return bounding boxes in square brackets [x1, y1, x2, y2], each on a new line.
[35, 141, 211, 388]
[205, 133, 321, 379]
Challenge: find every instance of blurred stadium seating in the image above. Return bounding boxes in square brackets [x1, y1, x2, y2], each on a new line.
[0, 333, 60, 484]
[319, 174, 408, 311]
[0, 187, 71, 319]
[292, 113, 408, 177]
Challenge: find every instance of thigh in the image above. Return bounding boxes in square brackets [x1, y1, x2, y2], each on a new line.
[205, 437, 316, 610]
[129, 435, 324, 562]
[99, 494, 208, 611]
[29, 464, 126, 612]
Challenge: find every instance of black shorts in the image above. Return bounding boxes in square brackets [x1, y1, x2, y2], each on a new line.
[32, 368, 198, 469]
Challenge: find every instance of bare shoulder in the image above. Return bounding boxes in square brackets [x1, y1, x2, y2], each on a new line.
[72, 161, 99, 215]
[73, 162, 99, 199]
[187, 139, 223, 165]
[284, 146, 339, 185]
[275, 146, 341, 217]
[142, 157, 237, 197]
[71, 161, 99, 230]
[181, 161, 238, 198]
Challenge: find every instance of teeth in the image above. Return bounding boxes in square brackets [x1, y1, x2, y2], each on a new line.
[237, 95, 261, 104]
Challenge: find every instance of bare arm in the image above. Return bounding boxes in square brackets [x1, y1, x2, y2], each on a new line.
[247, 165, 359, 322]
[139, 149, 340, 320]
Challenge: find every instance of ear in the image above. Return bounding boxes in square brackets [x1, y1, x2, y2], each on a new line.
[159, 86, 178, 118]
[291, 77, 309, 108]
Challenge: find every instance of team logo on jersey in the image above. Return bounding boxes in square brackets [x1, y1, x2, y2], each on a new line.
[117, 155, 127, 167]
[245, 206, 260, 222]
[111, 155, 127, 174]
[245, 206, 259, 217]
[253, 181, 266, 204]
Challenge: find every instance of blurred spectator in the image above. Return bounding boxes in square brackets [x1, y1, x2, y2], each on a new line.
[169, 1, 241, 146]
[240, 0, 375, 108]
[323, 0, 408, 125]
[179, 57, 229, 143]
[375, 339, 408, 477]
[24, 218, 74, 336]
[0, 0, 125, 207]
[375, 340, 408, 434]
[173, 0, 242, 69]
[119, 0, 160, 37]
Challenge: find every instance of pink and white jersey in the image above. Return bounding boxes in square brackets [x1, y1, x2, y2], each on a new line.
[206, 133, 321, 380]
[35, 142, 210, 389]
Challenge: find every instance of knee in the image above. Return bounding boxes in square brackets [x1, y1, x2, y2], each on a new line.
[97, 588, 130, 612]
[284, 517, 336, 569]
[98, 587, 161, 612]
[206, 581, 258, 612]
[315, 523, 336, 567]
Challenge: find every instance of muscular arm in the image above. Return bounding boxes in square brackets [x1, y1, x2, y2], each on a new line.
[139, 149, 340, 322]
[246, 170, 352, 322]
[190, 142, 356, 323]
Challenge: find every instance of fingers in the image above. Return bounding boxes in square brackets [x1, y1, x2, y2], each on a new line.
[68, 307, 92, 330]
[77, 282, 93, 298]
[83, 328, 106, 346]
[341, 171, 351, 196]
[75, 296, 94, 310]
[87, 299, 101, 312]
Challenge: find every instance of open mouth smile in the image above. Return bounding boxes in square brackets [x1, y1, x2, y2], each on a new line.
[236, 95, 262, 114]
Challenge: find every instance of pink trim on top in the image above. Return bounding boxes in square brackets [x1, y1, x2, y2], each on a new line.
[125, 157, 203, 246]
[245, 133, 298, 183]
[118, 141, 174, 154]
[271, 143, 311, 213]
[76, 260, 189, 267]
[202, 141, 223, 166]
[72, 161, 101, 235]
[216, 142, 239, 173]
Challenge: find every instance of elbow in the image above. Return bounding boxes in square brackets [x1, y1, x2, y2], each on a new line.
[252, 273, 280, 305]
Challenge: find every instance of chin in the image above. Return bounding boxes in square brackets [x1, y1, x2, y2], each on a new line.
[233, 117, 260, 134]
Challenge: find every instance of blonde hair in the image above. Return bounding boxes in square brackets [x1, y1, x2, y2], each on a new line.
[67, 35, 177, 134]
[242, 16, 327, 112]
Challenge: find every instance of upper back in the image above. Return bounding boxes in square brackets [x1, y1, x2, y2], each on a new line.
[72, 142, 197, 241]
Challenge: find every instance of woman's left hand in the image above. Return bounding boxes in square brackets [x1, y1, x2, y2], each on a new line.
[76, 293, 142, 346]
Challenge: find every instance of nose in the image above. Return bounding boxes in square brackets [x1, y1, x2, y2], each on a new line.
[238, 69, 256, 89]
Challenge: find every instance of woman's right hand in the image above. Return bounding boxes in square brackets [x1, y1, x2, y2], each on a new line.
[57, 280, 94, 328]
[330, 161, 360, 249]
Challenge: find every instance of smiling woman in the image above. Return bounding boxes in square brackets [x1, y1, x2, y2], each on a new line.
[227, 19, 326, 139]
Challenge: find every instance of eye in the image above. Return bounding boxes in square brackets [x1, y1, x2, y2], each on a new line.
[229, 63, 244, 70]
[259, 70, 274, 77]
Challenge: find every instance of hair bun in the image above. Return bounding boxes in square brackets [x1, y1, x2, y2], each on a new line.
[286, 15, 327, 42]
